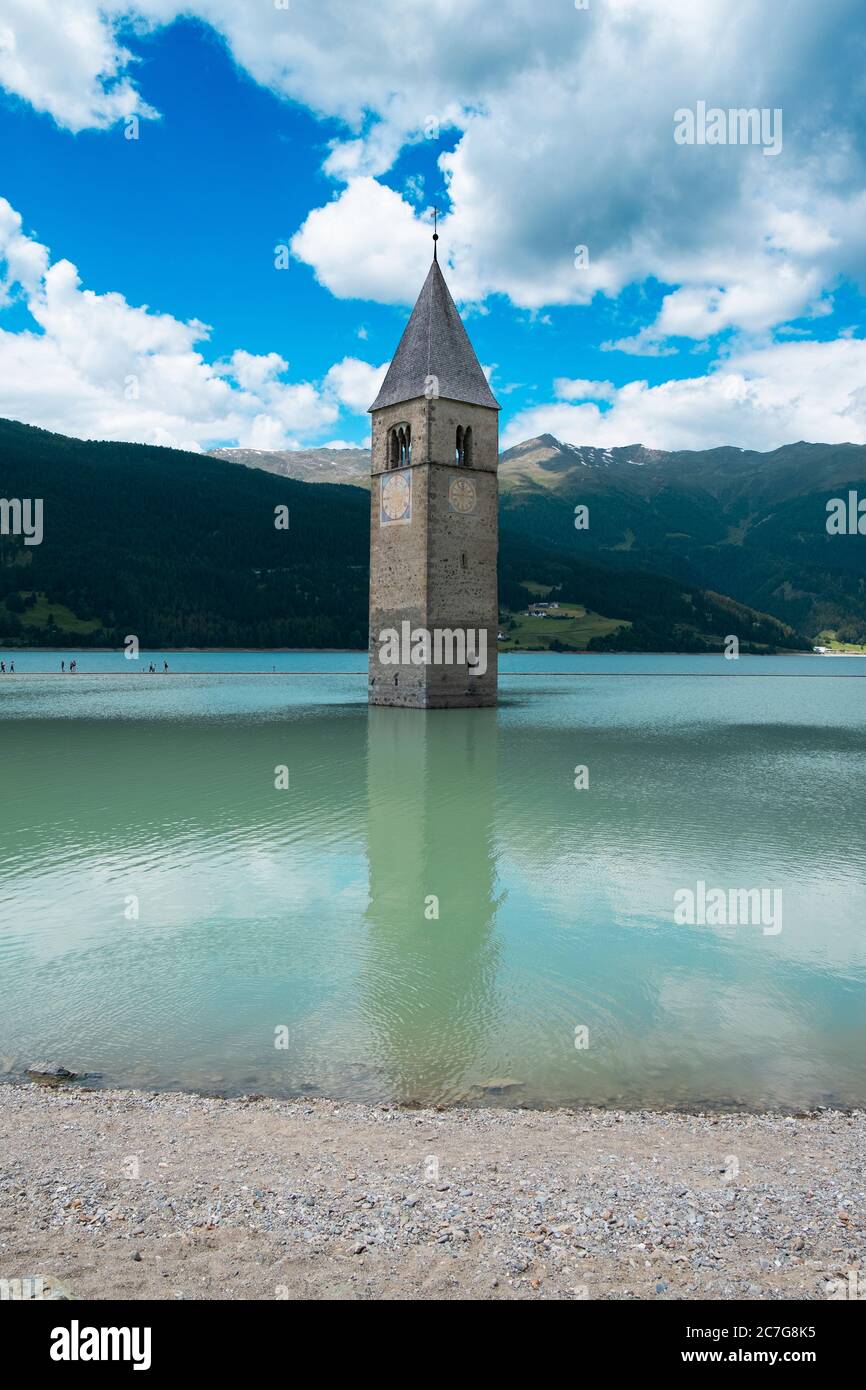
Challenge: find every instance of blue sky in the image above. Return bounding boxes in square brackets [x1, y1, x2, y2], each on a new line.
[1, 0, 866, 453]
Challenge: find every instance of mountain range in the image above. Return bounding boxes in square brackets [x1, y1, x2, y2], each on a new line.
[496, 434, 866, 645]
[0, 416, 862, 651]
[214, 434, 866, 646]
[210, 445, 370, 488]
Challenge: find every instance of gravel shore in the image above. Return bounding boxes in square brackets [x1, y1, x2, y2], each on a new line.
[0, 1084, 862, 1301]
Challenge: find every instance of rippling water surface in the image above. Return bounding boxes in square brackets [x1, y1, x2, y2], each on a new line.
[1, 651, 864, 1108]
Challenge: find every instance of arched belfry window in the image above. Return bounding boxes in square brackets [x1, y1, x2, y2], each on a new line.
[456, 425, 473, 467]
[388, 423, 411, 469]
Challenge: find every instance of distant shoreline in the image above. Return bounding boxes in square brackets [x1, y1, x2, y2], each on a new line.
[2, 646, 864, 656]
[0, 646, 366, 654]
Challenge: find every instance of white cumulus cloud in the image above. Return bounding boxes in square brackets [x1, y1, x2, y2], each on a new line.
[323, 356, 389, 414]
[0, 197, 378, 450]
[503, 337, 866, 453]
[2, 0, 865, 338]
[4, 1, 866, 452]
[291, 179, 432, 304]
[0, 0, 156, 132]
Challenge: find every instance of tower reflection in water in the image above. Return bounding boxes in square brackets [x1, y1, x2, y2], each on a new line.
[362, 705, 503, 1103]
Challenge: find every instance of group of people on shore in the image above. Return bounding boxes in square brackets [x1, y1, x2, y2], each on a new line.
[1, 659, 172, 674]
[56, 660, 170, 673]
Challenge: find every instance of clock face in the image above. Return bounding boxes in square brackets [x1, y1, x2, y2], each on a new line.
[449, 476, 477, 514]
[381, 470, 411, 523]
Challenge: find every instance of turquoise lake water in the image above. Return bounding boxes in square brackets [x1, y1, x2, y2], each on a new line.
[1, 651, 864, 1108]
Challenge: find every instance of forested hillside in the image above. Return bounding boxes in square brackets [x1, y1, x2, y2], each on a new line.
[0, 418, 369, 649]
[0, 418, 809, 652]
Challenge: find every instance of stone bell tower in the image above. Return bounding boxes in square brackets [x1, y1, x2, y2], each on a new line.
[367, 239, 500, 708]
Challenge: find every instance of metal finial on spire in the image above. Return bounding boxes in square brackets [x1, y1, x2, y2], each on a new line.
[432, 206, 439, 261]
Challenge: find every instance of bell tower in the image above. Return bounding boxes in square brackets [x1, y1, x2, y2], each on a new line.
[367, 240, 500, 708]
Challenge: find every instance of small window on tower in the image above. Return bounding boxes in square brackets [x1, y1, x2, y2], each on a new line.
[388, 423, 411, 469]
[456, 425, 464, 465]
[461, 552, 468, 569]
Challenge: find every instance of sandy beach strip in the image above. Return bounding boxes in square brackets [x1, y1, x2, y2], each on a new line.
[0, 1084, 862, 1301]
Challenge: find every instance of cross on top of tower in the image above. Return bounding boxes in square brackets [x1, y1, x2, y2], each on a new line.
[432, 206, 439, 261]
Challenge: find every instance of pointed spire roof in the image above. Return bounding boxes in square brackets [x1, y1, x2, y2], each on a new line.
[369, 259, 500, 412]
